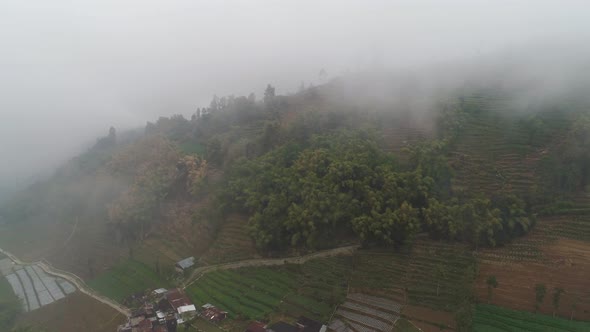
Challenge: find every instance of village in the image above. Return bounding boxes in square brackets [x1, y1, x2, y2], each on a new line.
[117, 257, 328, 332]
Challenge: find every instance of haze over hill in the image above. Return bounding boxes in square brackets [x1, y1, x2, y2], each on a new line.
[2, 0, 590, 196]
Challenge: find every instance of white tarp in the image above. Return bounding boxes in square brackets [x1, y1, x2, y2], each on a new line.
[58, 279, 76, 294]
[32, 265, 65, 300]
[16, 268, 39, 310]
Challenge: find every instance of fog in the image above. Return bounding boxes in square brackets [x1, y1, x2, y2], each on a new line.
[1, 0, 589, 194]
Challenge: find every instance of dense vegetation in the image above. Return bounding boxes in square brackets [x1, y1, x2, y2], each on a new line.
[219, 126, 535, 250]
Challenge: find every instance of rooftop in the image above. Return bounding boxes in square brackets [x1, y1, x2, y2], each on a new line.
[176, 257, 195, 269]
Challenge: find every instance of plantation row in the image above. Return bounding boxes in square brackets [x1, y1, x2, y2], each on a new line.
[350, 241, 475, 312]
[474, 304, 590, 332]
[186, 257, 351, 321]
[201, 217, 258, 264]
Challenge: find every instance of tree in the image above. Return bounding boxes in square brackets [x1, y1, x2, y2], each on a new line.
[552, 287, 565, 317]
[486, 275, 498, 303]
[534, 283, 547, 313]
[264, 84, 275, 105]
[108, 126, 117, 142]
[209, 95, 219, 112]
[435, 263, 447, 296]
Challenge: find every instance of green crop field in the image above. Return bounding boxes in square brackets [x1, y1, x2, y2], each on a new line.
[186, 256, 351, 322]
[87, 259, 169, 303]
[474, 304, 590, 332]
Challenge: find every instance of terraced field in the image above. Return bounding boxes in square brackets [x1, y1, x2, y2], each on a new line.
[474, 304, 590, 332]
[450, 96, 540, 195]
[0, 259, 76, 312]
[86, 258, 168, 303]
[186, 256, 351, 322]
[348, 240, 475, 330]
[200, 215, 259, 264]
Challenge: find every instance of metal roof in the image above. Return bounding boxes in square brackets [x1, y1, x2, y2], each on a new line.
[176, 257, 195, 269]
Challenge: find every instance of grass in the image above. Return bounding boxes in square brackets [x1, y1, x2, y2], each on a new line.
[474, 304, 590, 332]
[186, 256, 351, 323]
[87, 258, 169, 303]
[0, 274, 18, 301]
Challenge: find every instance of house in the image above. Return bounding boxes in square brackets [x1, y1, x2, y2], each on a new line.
[267, 322, 299, 332]
[296, 317, 327, 332]
[165, 289, 192, 312]
[201, 303, 228, 322]
[153, 288, 167, 296]
[175, 257, 195, 272]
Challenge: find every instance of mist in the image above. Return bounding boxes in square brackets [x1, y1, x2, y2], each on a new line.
[1, 0, 590, 196]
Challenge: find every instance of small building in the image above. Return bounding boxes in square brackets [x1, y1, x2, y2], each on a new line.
[153, 288, 167, 296]
[175, 257, 195, 272]
[166, 289, 192, 312]
[201, 303, 228, 322]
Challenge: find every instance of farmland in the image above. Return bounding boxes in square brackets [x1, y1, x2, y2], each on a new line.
[474, 304, 590, 332]
[15, 291, 126, 332]
[200, 215, 259, 264]
[86, 258, 169, 303]
[186, 256, 351, 323]
[349, 239, 475, 330]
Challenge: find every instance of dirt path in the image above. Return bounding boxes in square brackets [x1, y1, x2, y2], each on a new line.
[184, 245, 359, 288]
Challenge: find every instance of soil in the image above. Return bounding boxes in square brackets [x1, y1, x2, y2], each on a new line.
[476, 237, 590, 321]
[402, 305, 455, 330]
[16, 291, 126, 332]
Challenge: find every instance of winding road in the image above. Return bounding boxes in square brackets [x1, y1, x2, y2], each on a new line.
[1, 244, 359, 318]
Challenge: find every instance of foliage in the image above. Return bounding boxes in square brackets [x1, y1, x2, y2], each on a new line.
[107, 136, 181, 240]
[0, 298, 22, 331]
[552, 287, 565, 316]
[223, 130, 434, 250]
[486, 276, 498, 303]
[535, 283, 547, 313]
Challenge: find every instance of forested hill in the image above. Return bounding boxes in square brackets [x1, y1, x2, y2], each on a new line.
[0, 78, 589, 276]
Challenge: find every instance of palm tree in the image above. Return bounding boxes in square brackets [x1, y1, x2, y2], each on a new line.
[534, 283, 547, 313]
[486, 276, 498, 303]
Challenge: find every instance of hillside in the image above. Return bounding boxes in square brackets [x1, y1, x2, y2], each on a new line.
[1, 78, 589, 331]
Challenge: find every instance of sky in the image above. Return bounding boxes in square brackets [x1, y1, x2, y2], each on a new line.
[1, 0, 589, 189]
